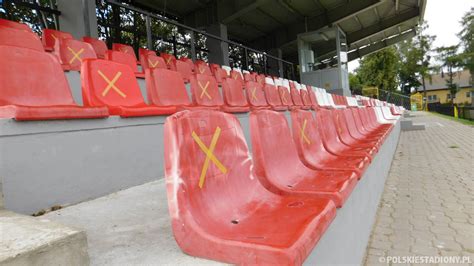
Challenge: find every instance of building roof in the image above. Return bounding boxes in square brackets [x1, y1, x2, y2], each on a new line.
[129, 0, 426, 64]
[420, 70, 473, 91]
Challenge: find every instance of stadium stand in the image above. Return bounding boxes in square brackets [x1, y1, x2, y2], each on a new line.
[0, 12, 405, 264]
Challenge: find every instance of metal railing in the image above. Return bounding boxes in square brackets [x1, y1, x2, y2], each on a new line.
[105, 0, 294, 78]
[378, 89, 411, 110]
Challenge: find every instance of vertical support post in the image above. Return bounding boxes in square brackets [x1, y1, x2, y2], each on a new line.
[146, 15, 153, 50]
[82, 0, 90, 36]
[244, 48, 249, 70]
[263, 55, 267, 75]
[277, 48, 283, 78]
[189, 30, 196, 61]
[335, 27, 342, 90]
[172, 35, 177, 57]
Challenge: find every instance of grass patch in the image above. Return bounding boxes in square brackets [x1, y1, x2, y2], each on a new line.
[428, 112, 474, 126]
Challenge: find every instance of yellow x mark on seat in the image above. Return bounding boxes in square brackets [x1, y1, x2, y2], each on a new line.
[192, 127, 228, 188]
[233, 73, 240, 79]
[51, 34, 58, 40]
[165, 57, 172, 65]
[199, 67, 205, 74]
[148, 59, 159, 68]
[335, 114, 343, 134]
[68, 47, 84, 64]
[198, 81, 211, 100]
[98, 70, 127, 98]
[250, 87, 258, 101]
[300, 119, 311, 145]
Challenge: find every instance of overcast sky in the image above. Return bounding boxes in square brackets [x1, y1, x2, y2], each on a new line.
[348, 0, 473, 72]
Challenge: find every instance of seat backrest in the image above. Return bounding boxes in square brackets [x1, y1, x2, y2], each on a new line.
[250, 110, 306, 186]
[59, 39, 97, 71]
[0, 46, 75, 106]
[176, 60, 193, 82]
[138, 48, 156, 60]
[278, 86, 293, 106]
[160, 52, 177, 70]
[190, 74, 223, 107]
[290, 109, 330, 167]
[81, 59, 146, 108]
[209, 63, 220, 74]
[105, 50, 138, 73]
[180, 57, 195, 72]
[164, 110, 266, 223]
[42, 29, 73, 50]
[195, 62, 212, 76]
[245, 81, 268, 108]
[82, 37, 108, 59]
[263, 83, 283, 106]
[300, 88, 312, 107]
[222, 78, 248, 107]
[315, 108, 344, 147]
[0, 19, 31, 32]
[230, 70, 244, 83]
[290, 88, 304, 106]
[213, 67, 228, 83]
[112, 43, 137, 60]
[0, 26, 43, 51]
[243, 72, 255, 82]
[140, 53, 167, 70]
[146, 68, 192, 106]
[256, 74, 266, 86]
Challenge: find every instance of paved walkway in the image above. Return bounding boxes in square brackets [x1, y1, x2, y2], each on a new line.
[365, 112, 474, 265]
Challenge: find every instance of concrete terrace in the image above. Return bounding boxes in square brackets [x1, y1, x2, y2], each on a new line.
[365, 112, 474, 265]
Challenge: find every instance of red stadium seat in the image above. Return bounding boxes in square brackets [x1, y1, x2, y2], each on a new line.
[42, 29, 73, 51]
[350, 108, 388, 139]
[290, 88, 309, 110]
[250, 110, 358, 207]
[244, 81, 269, 110]
[145, 68, 193, 110]
[221, 78, 250, 113]
[263, 82, 287, 111]
[243, 72, 255, 82]
[0, 25, 43, 51]
[57, 39, 97, 71]
[82, 37, 108, 59]
[138, 47, 156, 60]
[195, 62, 212, 76]
[190, 74, 223, 109]
[278, 87, 295, 109]
[164, 109, 336, 264]
[332, 110, 379, 154]
[112, 43, 138, 61]
[105, 50, 144, 78]
[209, 63, 220, 74]
[179, 57, 195, 72]
[140, 54, 167, 71]
[290, 110, 369, 178]
[300, 88, 313, 109]
[0, 18, 32, 31]
[160, 52, 177, 71]
[256, 74, 266, 86]
[316, 108, 373, 160]
[81, 59, 175, 117]
[0, 46, 108, 120]
[341, 109, 383, 148]
[213, 67, 228, 84]
[176, 60, 193, 82]
[230, 70, 244, 84]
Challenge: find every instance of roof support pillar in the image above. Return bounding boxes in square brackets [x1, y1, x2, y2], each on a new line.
[205, 23, 230, 66]
[57, 0, 98, 38]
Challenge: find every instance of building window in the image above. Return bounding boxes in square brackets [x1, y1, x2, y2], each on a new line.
[467, 91, 472, 98]
[447, 94, 455, 100]
[432, 95, 437, 100]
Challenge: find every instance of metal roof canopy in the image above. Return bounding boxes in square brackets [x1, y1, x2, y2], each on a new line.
[131, 0, 426, 64]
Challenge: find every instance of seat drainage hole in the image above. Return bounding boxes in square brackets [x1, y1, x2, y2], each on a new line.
[288, 201, 304, 207]
[287, 185, 293, 188]
[231, 220, 239, 224]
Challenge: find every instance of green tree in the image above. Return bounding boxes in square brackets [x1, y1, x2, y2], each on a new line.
[349, 73, 363, 95]
[397, 39, 421, 94]
[356, 46, 399, 91]
[436, 45, 462, 105]
[457, 7, 474, 86]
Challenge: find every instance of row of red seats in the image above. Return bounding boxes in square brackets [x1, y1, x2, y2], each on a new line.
[164, 105, 396, 264]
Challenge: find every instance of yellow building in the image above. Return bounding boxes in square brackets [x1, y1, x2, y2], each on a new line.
[418, 70, 473, 105]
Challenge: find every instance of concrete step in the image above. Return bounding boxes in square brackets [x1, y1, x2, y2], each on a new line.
[0, 210, 89, 266]
[401, 119, 425, 131]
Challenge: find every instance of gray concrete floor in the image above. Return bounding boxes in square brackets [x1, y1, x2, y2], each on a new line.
[44, 179, 224, 265]
[365, 112, 474, 265]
